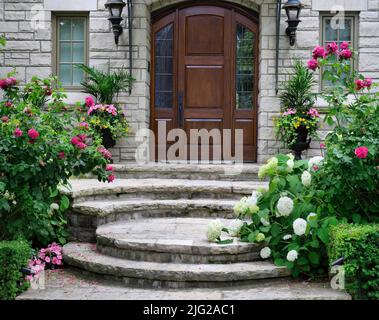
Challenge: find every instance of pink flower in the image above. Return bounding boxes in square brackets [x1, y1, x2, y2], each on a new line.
[307, 108, 320, 118]
[28, 128, 40, 140]
[52, 257, 58, 265]
[45, 256, 51, 263]
[340, 42, 349, 50]
[98, 147, 112, 159]
[364, 78, 373, 88]
[340, 49, 352, 60]
[320, 143, 326, 149]
[76, 142, 87, 150]
[106, 105, 118, 116]
[14, 128, 23, 137]
[355, 146, 369, 159]
[79, 122, 89, 130]
[0, 77, 17, 89]
[107, 174, 115, 183]
[1, 116, 9, 123]
[58, 151, 65, 159]
[71, 136, 80, 145]
[77, 134, 87, 142]
[283, 108, 297, 116]
[307, 59, 319, 71]
[85, 96, 95, 108]
[312, 46, 326, 59]
[326, 42, 339, 54]
[4, 101, 13, 107]
[313, 165, 319, 171]
[355, 79, 366, 91]
[106, 165, 113, 171]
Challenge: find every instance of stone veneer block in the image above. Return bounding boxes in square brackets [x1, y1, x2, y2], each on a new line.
[312, 0, 368, 11]
[44, 0, 98, 11]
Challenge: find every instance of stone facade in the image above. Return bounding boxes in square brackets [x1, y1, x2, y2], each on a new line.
[0, 0, 378, 163]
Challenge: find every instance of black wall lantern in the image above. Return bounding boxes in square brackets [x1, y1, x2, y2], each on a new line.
[283, 0, 304, 46]
[105, 0, 126, 45]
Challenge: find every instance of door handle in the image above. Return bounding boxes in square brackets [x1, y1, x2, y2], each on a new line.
[178, 92, 184, 128]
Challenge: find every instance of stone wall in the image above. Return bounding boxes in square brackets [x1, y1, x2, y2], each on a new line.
[0, 0, 378, 163]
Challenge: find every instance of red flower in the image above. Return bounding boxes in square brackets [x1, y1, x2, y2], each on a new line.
[28, 128, 40, 140]
[355, 146, 369, 159]
[85, 96, 95, 108]
[364, 78, 373, 88]
[307, 59, 319, 71]
[1, 116, 9, 123]
[355, 79, 365, 91]
[98, 147, 112, 159]
[45, 87, 52, 96]
[71, 136, 80, 145]
[326, 42, 338, 54]
[14, 128, 23, 137]
[340, 49, 352, 60]
[340, 42, 349, 50]
[58, 151, 65, 159]
[76, 142, 87, 150]
[312, 46, 326, 59]
[107, 175, 115, 183]
[106, 165, 113, 171]
[4, 101, 13, 108]
[77, 134, 87, 142]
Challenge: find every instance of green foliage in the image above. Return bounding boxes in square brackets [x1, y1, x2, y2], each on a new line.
[0, 75, 114, 246]
[312, 46, 379, 223]
[77, 64, 134, 104]
[239, 154, 338, 277]
[0, 240, 32, 300]
[328, 224, 379, 300]
[280, 60, 316, 112]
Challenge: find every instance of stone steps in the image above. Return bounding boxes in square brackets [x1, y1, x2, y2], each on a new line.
[63, 242, 291, 289]
[65, 178, 266, 203]
[82, 163, 262, 181]
[96, 218, 261, 263]
[17, 269, 352, 300]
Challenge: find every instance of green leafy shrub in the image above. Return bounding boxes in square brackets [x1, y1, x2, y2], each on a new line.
[328, 224, 379, 300]
[236, 154, 338, 277]
[0, 240, 32, 300]
[0, 75, 115, 246]
[308, 43, 379, 223]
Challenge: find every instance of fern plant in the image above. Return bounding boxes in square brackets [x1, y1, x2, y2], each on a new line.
[280, 60, 316, 113]
[77, 64, 134, 104]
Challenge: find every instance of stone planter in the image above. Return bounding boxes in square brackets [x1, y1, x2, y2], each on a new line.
[291, 125, 311, 160]
[101, 128, 116, 149]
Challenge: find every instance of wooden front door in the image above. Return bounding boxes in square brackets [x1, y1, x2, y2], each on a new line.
[151, 4, 259, 162]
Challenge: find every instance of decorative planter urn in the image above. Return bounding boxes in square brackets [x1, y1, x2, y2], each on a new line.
[101, 128, 116, 149]
[291, 125, 311, 160]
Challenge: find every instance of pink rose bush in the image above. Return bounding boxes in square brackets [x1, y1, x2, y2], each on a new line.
[355, 146, 369, 159]
[0, 75, 115, 245]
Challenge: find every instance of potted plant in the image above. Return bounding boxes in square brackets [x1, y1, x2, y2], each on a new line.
[77, 64, 134, 148]
[275, 60, 319, 159]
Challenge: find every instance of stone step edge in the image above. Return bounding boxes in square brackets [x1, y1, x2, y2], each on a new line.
[63, 179, 267, 200]
[73, 199, 237, 217]
[63, 242, 291, 283]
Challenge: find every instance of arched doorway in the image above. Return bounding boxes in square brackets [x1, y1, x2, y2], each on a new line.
[151, 2, 259, 162]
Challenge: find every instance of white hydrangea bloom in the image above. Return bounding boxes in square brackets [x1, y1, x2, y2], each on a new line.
[276, 196, 294, 217]
[251, 190, 262, 200]
[293, 218, 307, 236]
[267, 157, 278, 170]
[287, 153, 295, 161]
[260, 247, 271, 259]
[301, 170, 312, 187]
[206, 220, 224, 242]
[245, 195, 258, 206]
[287, 250, 298, 262]
[260, 217, 270, 226]
[228, 220, 244, 237]
[308, 156, 324, 170]
[286, 159, 295, 172]
[233, 197, 247, 217]
[283, 234, 292, 240]
[50, 203, 59, 211]
[307, 212, 317, 221]
[255, 233, 266, 242]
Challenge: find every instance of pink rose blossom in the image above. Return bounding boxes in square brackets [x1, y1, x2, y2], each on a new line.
[340, 49, 352, 60]
[307, 108, 320, 118]
[355, 146, 369, 159]
[28, 128, 40, 140]
[52, 257, 58, 265]
[79, 122, 89, 130]
[85, 96, 95, 108]
[58, 151, 65, 159]
[106, 165, 113, 171]
[355, 79, 365, 91]
[283, 108, 297, 116]
[1, 116, 9, 123]
[0, 77, 17, 89]
[312, 46, 326, 59]
[76, 142, 87, 150]
[107, 174, 115, 183]
[77, 134, 87, 142]
[307, 59, 319, 71]
[313, 165, 319, 171]
[14, 128, 23, 137]
[98, 147, 112, 159]
[71, 136, 80, 145]
[320, 143, 326, 149]
[45, 256, 51, 263]
[326, 42, 339, 54]
[340, 42, 349, 50]
[364, 78, 373, 88]
[106, 105, 118, 116]
[4, 101, 13, 107]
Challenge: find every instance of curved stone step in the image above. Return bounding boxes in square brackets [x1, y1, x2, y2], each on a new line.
[96, 218, 260, 263]
[68, 198, 239, 242]
[64, 179, 267, 203]
[63, 242, 290, 289]
[111, 163, 262, 181]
